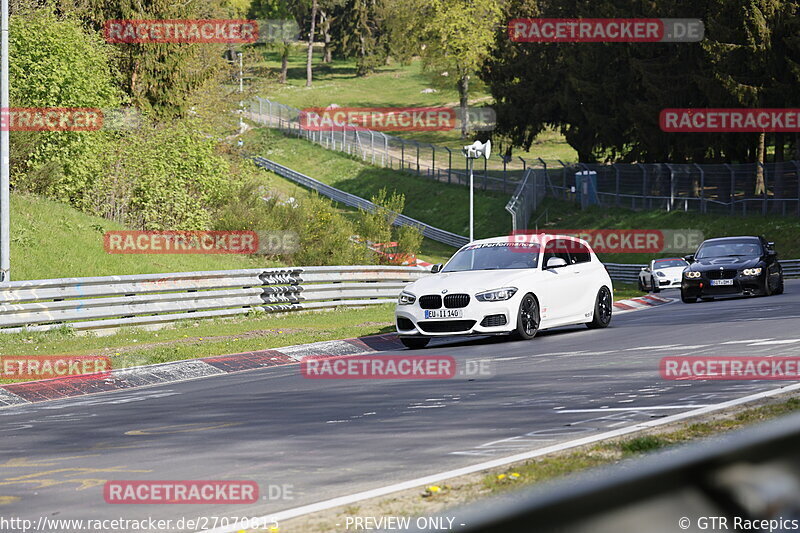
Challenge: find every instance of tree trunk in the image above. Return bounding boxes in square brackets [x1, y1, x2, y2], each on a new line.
[755, 132, 766, 195]
[459, 74, 469, 139]
[280, 44, 289, 84]
[321, 10, 332, 63]
[306, 0, 318, 88]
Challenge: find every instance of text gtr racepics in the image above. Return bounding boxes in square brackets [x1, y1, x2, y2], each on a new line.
[395, 235, 614, 349]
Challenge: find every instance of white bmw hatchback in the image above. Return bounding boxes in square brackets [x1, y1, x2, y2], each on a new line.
[395, 234, 614, 349]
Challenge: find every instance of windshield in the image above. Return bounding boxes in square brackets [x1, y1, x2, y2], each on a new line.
[442, 242, 540, 272]
[654, 259, 688, 269]
[696, 239, 763, 259]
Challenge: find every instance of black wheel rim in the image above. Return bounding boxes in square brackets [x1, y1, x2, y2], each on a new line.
[520, 296, 539, 336]
[598, 288, 612, 323]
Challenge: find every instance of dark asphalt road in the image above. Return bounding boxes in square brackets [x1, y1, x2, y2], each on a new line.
[2, 283, 800, 531]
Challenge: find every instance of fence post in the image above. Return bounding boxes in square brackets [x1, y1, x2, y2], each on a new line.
[794, 161, 800, 217]
[725, 163, 735, 214]
[382, 133, 388, 167]
[502, 157, 507, 193]
[415, 141, 420, 175]
[613, 164, 620, 207]
[665, 163, 675, 212]
[759, 162, 767, 215]
[445, 147, 452, 184]
[483, 157, 488, 190]
[431, 144, 436, 178]
[537, 158, 548, 197]
[370, 131, 374, 164]
[401, 141, 405, 171]
[694, 163, 705, 213]
[636, 163, 647, 209]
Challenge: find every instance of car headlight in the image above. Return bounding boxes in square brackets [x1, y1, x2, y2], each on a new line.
[656, 271, 666, 277]
[742, 268, 762, 276]
[475, 287, 518, 302]
[684, 271, 701, 279]
[398, 291, 416, 305]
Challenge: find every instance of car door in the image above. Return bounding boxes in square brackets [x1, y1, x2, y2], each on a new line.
[564, 240, 598, 319]
[539, 238, 583, 324]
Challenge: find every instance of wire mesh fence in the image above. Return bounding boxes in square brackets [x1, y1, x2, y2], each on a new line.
[249, 97, 800, 229]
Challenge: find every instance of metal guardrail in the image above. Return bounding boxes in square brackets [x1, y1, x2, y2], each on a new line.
[0, 266, 428, 334]
[605, 259, 800, 285]
[253, 156, 469, 248]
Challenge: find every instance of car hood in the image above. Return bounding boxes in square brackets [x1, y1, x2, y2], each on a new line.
[407, 269, 536, 295]
[654, 266, 685, 278]
[690, 256, 761, 270]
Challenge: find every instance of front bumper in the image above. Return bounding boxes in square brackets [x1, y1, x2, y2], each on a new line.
[395, 298, 519, 337]
[656, 277, 682, 289]
[681, 273, 767, 297]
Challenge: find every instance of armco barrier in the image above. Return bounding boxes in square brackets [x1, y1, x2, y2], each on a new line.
[253, 156, 469, 248]
[0, 266, 427, 334]
[1, 260, 796, 333]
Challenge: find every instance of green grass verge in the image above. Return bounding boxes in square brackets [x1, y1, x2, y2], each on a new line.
[483, 397, 800, 495]
[253, 48, 578, 162]
[535, 197, 800, 264]
[10, 193, 280, 281]
[246, 128, 511, 240]
[0, 304, 396, 384]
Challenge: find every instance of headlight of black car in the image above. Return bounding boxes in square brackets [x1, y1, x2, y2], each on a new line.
[684, 271, 701, 279]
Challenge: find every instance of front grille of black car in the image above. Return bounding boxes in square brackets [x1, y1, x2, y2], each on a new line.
[706, 269, 737, 280]
[444, 294, 470, 308]
[418, 320, 476, 333]
[419, 295, 442, 309]
[396, 317, 414, 330]
[481, 314, 507, 327]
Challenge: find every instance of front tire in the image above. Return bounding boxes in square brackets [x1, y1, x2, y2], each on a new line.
[775, 273, 785, 295]
[401, 337, 429, 349]
[586, 286, 612, 329]
[681, 290, 697, 303]
[513, 294, 539, 340]
[651, 276, 661, 293]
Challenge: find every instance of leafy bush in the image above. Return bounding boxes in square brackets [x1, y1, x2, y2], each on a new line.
[214, 181, 373, 266]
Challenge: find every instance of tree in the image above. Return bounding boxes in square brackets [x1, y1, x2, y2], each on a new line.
[249, 0, 295, 83]
[336, 0, 388, 76]
[413, 0, 502, 138]
[74, 0, 228, 119]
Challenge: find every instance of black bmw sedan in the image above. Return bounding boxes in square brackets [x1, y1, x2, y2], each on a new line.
[680, 236, 784, 303]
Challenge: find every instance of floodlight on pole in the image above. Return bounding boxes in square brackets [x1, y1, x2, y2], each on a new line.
[462, 140, 491, 242]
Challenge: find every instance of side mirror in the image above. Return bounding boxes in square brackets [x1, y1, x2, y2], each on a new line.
[684, 255, 695, 262]
[546, 257, 568, 269]
[431, 263, 443, 273]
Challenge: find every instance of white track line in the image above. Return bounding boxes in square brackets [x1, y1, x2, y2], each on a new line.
[197, 382, 800, 533]
[557, 405, 711, 413]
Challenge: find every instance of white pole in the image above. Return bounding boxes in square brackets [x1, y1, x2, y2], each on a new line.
[0, 0, 9, 282]
[469, 158, 474, 242]
[238, 52, 244, 134]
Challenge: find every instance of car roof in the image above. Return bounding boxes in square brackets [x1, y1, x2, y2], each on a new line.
[470, 234, 592, 247]
[702, 236, 760, 243]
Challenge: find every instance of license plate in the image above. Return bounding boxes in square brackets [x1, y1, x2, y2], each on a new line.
[424, 309, 463, 319]
[710, 279, 733, 286]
